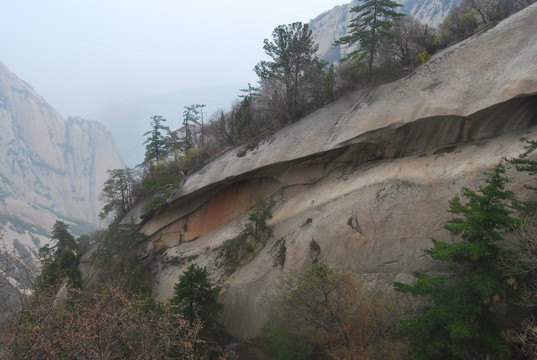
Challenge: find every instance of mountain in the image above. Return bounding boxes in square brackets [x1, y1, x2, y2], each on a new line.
[112, 3, 537, 339]
[0, 62, 124, 255]
[310, 0, 460, 62]
[89, 84, 241, 167]
[401, 0, 461, 25]
[89, 1, 459, 167]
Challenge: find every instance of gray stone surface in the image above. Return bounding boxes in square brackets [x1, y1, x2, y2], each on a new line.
[139, 4, 537, 339]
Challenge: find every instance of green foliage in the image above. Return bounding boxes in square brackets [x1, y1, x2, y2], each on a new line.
[418, 48, 432, 63]
[227, 84, 258, 140]
[509, 140, 537, 195]
[142, 175, 179, 214]
[94, 220, 144, 263]
[336, 0, 405, 82]
[376, 64, 402, 82]
[182, 104, 206, 150]
[93, 220, 149, 294]
[233, 100, 251, 135]
[323, 63, 336, 102]
[395, 163, 522, 359]
[262, 263, 336, 359]
[181, 108, 195, 151]
[180, 147, 206, 173]
[310, 239, 321, 254]
[172, 264, 222, 330]
[37, 220, 80, 290]
[222, 194, 274, 274]
[263, 262, 412, 359]
[143, 194, 168, 214]
[100, 168, 135, 220]
[438, 6, 479, 45]
[245, 193, 274, 242]
[254, 22, 326, 121]
[337, 61, 370, 90]
[51, 220, 77, 253]
[142, 115, 170, 171]
[263, 320, 314, 360]
[222, 232, 263, 275]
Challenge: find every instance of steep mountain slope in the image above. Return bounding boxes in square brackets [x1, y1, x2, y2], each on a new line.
[128, 4, 537, 339]
[0, 62, 124, 254]
[310, 0, 459, 62]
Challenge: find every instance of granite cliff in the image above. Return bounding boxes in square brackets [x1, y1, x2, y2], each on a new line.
[0, 62, 124, 255]
[129, 4, 537, 339]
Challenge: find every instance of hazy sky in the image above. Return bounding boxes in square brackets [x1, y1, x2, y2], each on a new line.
[1, 0, 346, 118]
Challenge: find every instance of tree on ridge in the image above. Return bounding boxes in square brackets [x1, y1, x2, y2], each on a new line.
[336, 0, 405, 82]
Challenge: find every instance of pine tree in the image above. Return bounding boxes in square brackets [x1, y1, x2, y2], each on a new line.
[509, 140, 537, 192]
[51, 220, 77, 254]
[230, 83, 258, 138]
[37, 221, 80, 289]
[323, 63, 336, 102]
[254, 22, 322, 120]
[142, 115, 170, 171]
[394, 163, 520, 359]
[336, 0, 404, 82]
[182, 104, 206, 149]
[245, 193, 274, 243]
[172, 264, 221, 328]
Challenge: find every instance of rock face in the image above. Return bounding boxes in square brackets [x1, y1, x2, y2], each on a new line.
[310, 0, 460, 62]
[0, 62, 124, 254]
[137, 4, 537, 339]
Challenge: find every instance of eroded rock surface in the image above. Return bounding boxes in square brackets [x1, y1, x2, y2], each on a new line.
[138, 4, 537, 339]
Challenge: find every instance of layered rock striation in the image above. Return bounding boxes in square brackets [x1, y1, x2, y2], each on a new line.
[0, 62, 124, 254]
[136, 4, 537, 338]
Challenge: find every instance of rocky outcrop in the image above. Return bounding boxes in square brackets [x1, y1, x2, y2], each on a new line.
[0, 62, 124, 254]
[310, 0, 460, 62]
[138, 4, 537, 339]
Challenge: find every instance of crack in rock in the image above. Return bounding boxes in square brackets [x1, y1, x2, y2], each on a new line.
[347, 215, 363, 234]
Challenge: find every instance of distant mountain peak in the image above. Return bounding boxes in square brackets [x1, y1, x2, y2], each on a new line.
[0, 61, 124, 255]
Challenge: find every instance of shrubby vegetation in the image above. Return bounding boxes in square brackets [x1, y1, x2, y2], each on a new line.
[2, 1, 536, 358]
[99, 168, 136, 220]
[222, 194, 274, 274]
[260, 144, 537, 359]
[171, 264, 228, 358]
[395, 164, 522, 359]
[0, 278, 204, 359]
[172, 264, 222, 328]
[262, 262, 413, 359]
[0, 221, 227, 359]
[13, 145, 535, 359]
[437, 0, 534, 46]
[36, 220, 81, 290]
[92, 219, 151, 293]
[393, 147, 537, 359]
